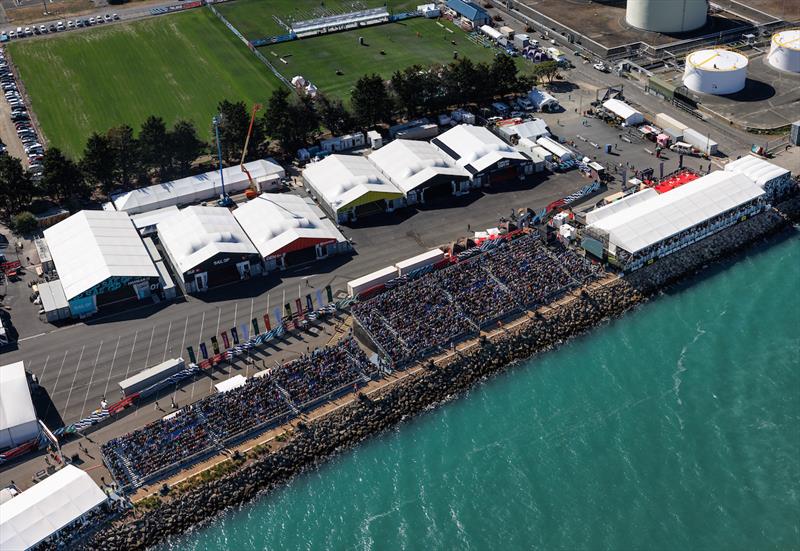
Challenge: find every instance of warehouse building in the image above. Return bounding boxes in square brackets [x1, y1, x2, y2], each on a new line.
[0, 465, 108, 550]
[0, 361, 38, 450]
[303, 154, 404, 223]
[233, 194, 350, 272]
[583, 171, 766, 271]
[112, 159, 285, 215]
[369, 139, 472, 204]
[158, 206, 261, 294]
[724, 155, 793, 200]
[44, 210, 160, 317]
[432, 125, 531, 186]
[445, 0, 490, 26]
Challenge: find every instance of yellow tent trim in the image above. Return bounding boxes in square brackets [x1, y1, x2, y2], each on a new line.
[337, 190, 404, 213]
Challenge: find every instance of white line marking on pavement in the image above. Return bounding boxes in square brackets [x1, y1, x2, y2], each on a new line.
[215, 307, 221, 338]
[197, 311, 206, 346]
[125, 330, 139, 380]
[144, 325, 156, 368]
[103, 336, 121, 397]
[249, 298, 254, 327]
[50, 350, 69, 398]
[18, 332, 47, 342]
[179, 316, 188, 356]
[63, 345, 85, 420]
[232, 302, 238, 329]
[163, 320, 173, 362]
[38, 355, 51, 385]
[79, 340, 104, 419]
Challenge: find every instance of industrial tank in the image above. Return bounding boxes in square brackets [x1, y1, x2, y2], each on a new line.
[767, 30, 800, 73]
[626, 0, 707, 33]
[683, 49, 748, 95]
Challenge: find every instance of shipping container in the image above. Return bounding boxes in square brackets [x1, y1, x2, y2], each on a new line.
[118, 358, 186, 397]
[683, 127, 718, 155]
[347, 266, 398, 297]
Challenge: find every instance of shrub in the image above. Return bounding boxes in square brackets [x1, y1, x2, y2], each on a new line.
[12, 211, 37, 234]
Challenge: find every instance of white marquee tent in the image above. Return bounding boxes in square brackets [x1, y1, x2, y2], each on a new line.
[602, 98, 645, 125]
[0, 361, 38, 450]
[431, 124, 528, 176]
[368, 139, 470, 196]
[0, 465, 107, 551]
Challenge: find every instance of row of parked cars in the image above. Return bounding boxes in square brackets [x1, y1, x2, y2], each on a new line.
[0, 50, 43, 173]
[0, 13, 119, 41]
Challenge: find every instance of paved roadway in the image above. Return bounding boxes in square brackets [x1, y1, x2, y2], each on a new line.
[0, 173, 585, 426]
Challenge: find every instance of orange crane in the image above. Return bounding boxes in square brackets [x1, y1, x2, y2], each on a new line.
[241, 103, 262, 199]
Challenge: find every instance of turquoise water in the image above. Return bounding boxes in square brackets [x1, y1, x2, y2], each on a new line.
[163, 234, 800, 551]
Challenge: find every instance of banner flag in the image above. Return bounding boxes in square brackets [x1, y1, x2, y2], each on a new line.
[295, 298, 303, 317]
[187, 346, 197, 364]
[263, 313, 271, 331]
[274, 307, 283, 326]
[285, 302, 292, 319]
[210, 336, 220, 355]
[316, 289, 324, 307]
[231, 327, 239, 345]
[241, 323, 249, 342]
[221, 331, 230, 349]
[252, 317, 260, 335]
[199, 342, 209, 360]
[306, 293, 314, 312]
[325, 285, 333, 303]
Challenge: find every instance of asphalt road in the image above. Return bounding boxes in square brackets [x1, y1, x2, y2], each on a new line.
[0, 172, 584, 426]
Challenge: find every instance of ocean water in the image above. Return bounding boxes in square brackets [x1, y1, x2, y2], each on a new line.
[161, 234, 800, 551]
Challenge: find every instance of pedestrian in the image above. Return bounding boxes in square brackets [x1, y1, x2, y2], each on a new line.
[467, 223, 471, 232]
[45, 455, 50, 466]
[100, 476, 106, 486]
[171, 397, 177, 410]
[155, 401, 161, 411]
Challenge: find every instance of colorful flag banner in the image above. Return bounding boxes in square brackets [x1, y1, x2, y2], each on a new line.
[186, 346, 197, 364]
[221, 331, 230, 349]
[263, 313, 271, 331]
[252, 317, 259, 336]
[231, 327, 239, 345]
[306, 293, 314, 312]
[210, 336, 220, 355]
[199, 342, 208, 360]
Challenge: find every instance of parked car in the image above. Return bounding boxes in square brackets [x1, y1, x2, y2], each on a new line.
[104, 14, 111, 21]
[113, 13, 119, 20]
[40, 25, 47, 33]
[48, 24, 56, 32]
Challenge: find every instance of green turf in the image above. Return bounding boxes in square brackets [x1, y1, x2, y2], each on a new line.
[268, 19, 519, 100]
[8, 9, 281, 157]
[217, 0, 420, 41]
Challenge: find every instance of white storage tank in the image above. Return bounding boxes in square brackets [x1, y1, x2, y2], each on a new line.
[768, 30, 800, 73]
[626, 0, 707, 33]
[683, 49, 748, 95]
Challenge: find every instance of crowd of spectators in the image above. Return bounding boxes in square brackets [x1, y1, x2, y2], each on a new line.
[102, 338, 375, 487]
[354, 234, 601, 365]
[271, 338, 373, 407]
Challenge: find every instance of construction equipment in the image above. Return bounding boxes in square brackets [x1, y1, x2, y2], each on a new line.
[240, 103, 262, 197]
[212, 115, 234, 208]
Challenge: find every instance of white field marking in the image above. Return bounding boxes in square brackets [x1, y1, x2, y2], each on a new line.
[103, 336, 122, 397]
[62, 344, 86, 420]
[79, 340, 104, 419]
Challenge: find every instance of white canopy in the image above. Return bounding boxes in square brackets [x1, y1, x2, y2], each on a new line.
[585, 188, 658, 225]
[0, 361, 38, 450]
[724, 155, 791, 190]
[602, 99, 644, 125]
[432, 125, 527, 175]
[43, 210, 158, 301]
[497, 119, 550, 141]
[157, 206, 257, 275]
[303, 154, 402, 213]
[0, 465, 107, 551]
[536, 136, 575, 162]
[588, 171, 764, 254]
[112, 160, 285, 215]
[129, 206, 180, 233]
[233, 194, 345, 259]
[369, 139, 470, 194]
[215, 375, 247, 393]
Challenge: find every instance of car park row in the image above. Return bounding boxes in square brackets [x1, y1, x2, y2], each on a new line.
[0, 13, 120, 41]
[0, 49, 43, 172]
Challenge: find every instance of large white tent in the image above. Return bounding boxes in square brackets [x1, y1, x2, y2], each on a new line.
[587, 171, 764, 254]
[724, 155, 792, 198]
[302, 154, 403, 222]
[431, 124, 528, 177]
[233, 194, 348, 268]
[602, 99, 645, 125]
[43, 210, 158, 302]
[0, 361, 38, 450]
[368, 139, 471, 201]
[112, 160, 285, 215]
[0, 465, 107, 551]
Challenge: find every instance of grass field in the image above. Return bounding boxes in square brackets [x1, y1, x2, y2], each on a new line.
[8, 9, 281, 157]
[217, 0, 420, 41]
[268, 18, 525, 100]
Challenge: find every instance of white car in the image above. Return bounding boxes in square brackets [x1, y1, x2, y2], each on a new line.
[593, 62, 609, 73]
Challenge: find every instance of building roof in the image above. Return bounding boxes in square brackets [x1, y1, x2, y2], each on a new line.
[129, 206, 180, 232]
[0, 361, 38, 450]
[724, 155, 791, 189]
[37, 279, 69, 315]
[602, 99, 644, 124]
[233, 194, 345, 259]
[588, 171, 764, 254]
[446, 0, 488, 21]
[0, 465, 107, 551]
[368, 139, 470, 194]
[43, 211, 159, 301]
[157, 206, 258, 274]
[497, 119, 550, 141]
[585, 188, 659, 225]
[432, 125, 528, 175]
[303, 154, 403, 213]
[112, 160, 285, 215]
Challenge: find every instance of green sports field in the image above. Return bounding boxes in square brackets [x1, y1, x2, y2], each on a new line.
[269, 18, 518, 100]
[217, 0, 420, 41]
[8, 9, 281, 157]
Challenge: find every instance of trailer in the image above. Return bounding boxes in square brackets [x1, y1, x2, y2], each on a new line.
[118, 358, 186, 397]
[347, 266, 398, 297]
[683, 128, 718, 155]
[394, 249, 445, 275]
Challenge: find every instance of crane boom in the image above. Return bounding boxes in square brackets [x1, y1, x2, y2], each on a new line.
[240, 103, 262, 190]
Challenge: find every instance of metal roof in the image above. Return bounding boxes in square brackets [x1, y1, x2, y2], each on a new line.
[43, 210, 159, 301]
[157, 206, 258, 274]
[724, 155, 791, 189]
[446, 0, 489, 21]
[369, 139, 470, 194]
[432, 125, 528, 175]
[588, 171, 765, 254]
[233, 194, 345, 259]
[0, 465, 107, 551]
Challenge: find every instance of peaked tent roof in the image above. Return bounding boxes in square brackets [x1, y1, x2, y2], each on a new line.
[157, 206, 258, 274]
[0, 465, 107, 551]
[724, 155, 791, 189]
[368, 139, 470, 194]
[233, 194, 345, 259]
[0, 361, 38, 450]
[43, 210, 159, 301]
[432, 124, 527, 175]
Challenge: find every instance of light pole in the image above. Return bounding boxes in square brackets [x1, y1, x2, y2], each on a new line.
[212, 115, 230, 205]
